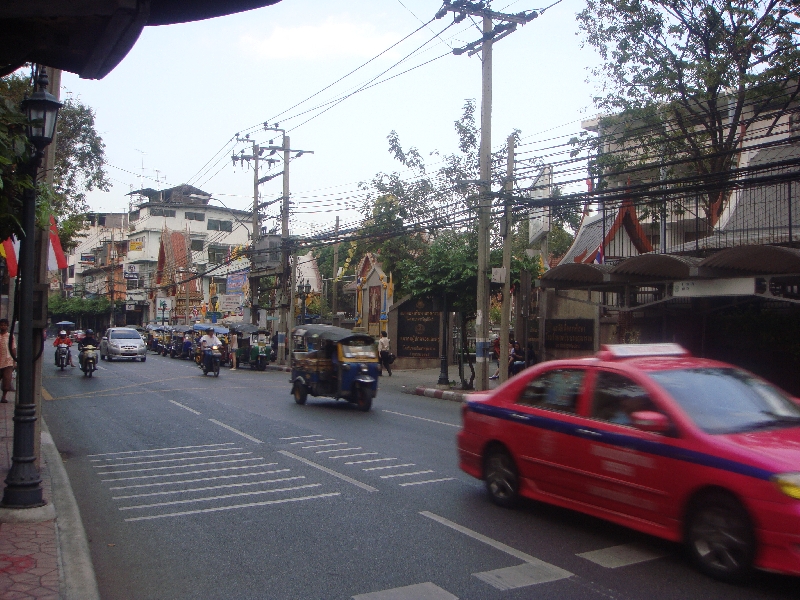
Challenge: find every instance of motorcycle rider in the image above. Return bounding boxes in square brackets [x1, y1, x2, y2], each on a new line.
[53, 330, 75, 367]
[199, 327, 221, 371]
[78, 329, 99, 371]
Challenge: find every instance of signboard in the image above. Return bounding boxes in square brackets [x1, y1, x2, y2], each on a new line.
[129, 240, 143, 252]
[544, 319, 594, 351]
[673, 278, 755, 297]
[79, 253, 95, 264]
[125, 303, 136, 311]
[123, 263, 139, 279]
[219, 294, 243, 312]
[528, 165, 552, 244]
[397, 297, 440, 359]
[226, 271, 248, 295]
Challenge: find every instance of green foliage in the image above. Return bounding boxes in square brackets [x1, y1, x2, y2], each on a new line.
[575, 0, 800, 228]
[48, 293, 118, 318]
[0, 84, 32, 241]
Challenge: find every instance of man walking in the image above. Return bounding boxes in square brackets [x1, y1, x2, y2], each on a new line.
[0, 318, 16, 403]
[378, 330, 392, 376]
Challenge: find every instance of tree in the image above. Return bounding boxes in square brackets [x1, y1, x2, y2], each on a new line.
[576, 0, 800, 231]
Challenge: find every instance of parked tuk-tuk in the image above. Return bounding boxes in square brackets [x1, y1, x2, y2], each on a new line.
[290, 324, 378, 412]
[230, 324, 272, 370]
[168, 325, 192, 358]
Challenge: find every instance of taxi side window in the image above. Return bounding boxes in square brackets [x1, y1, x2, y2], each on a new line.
[517, 369, 585, 413]
[591, 371, 658, 426]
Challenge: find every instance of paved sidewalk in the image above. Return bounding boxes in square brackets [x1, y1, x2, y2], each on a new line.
[0, 388, 99, 600]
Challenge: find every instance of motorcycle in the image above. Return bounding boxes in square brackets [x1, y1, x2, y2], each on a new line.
[200, 344, 221, 377]
[80, 345, 98, 378]
[55, 344, 69, 370]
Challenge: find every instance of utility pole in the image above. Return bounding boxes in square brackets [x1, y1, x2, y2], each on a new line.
[110, 227, 115, 328]
[278, 134, 291, 361]
[252, 141, 260, 326]
[332, 216, 339, 324]
[500, 134, 514, 383]
[436, 0, 537, 391]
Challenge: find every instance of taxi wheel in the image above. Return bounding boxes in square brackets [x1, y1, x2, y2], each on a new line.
[293, 382, 307, 405]
[686, 491, 755, 582]
[484, 448, 519, 508]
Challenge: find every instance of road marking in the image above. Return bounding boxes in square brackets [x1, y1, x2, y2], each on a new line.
[124, 492, 341, 521]
[362, 463, 415, 471]
[280, 435, 322, 440]
[55, 375, 203, 399]
[118, 483, 321, 509]
[88, 443, 235, 458]
[92, 447, 245, 463]
[168, 400, 202, 414]
[328, 452, 378, 460]
[576, 543, 669, 568]
[208, 419, 263, 443]
[42, 387, 53, 401]
[382, 409, 460, 428]
[97, 457, 264, 475]
[108, 468, 286, 490]
[112, 476, 306, 499]
[279, 451, 377, 492]
[317, 447, 362, 454]
[353, 582, 458, 600]
[302, 442, 347, 449]
[380, 470, 434, 479]
[421, 511, 573, 579]
[399, 478, 454, 486]
[474, 562, 572, 590]
[346, 458, 397, 465]
[100, 463, 271, 482]
[290, 438, 334, 445]
[93, 452, 252, 468]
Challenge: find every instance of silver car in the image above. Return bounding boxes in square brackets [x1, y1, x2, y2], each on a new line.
[100, 327, 147, 362]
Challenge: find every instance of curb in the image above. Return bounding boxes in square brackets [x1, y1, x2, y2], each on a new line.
[407, 386, 470, 403]
[41, 418, 101, 600]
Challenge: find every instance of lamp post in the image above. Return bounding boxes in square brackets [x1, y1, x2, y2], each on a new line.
[3, 67, 61, 508]
[297, 280, 311, 325]
[160, 301, 167, 325]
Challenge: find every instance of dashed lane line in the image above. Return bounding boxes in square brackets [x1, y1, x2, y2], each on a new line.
[380, 470, 434, 479]
[88, 443, 236, 458]
[118, 483, 322, 510]
[345, 458, 397, 465]
[316, 447, 362, 454]
[382, 409, 459, 428]
[278, 450, 378, 492]
[112, 476, 306, 499]
[208, 419, 263, 443]
[92, 452, 252, 468]
[362, 463, 415, 471]
[108, 468, 288, 490]
[399, 478, 455, 487]
[92, 447, 243, 463]
[280, 435, 323, 440]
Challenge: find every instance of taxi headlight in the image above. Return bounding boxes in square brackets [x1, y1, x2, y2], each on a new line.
[772, 473, 800, 499]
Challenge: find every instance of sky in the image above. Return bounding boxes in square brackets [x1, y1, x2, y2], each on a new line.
[60, 0, 601, 238]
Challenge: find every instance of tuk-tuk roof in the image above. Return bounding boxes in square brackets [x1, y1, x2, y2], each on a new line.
[229, 323, 259, 335]
[171, 325, 192, 333]
[292, 324, 374, 344]
[191, 324, 229, 334]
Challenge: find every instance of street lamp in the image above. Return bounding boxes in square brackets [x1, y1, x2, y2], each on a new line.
[160, 300, 167, 325]
[3, 67, 61, 508]
[297, 280, 311, 325]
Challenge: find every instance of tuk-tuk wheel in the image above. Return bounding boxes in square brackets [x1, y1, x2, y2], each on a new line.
[354, 386, 372, 412]
[257, 357, 267, 371]
[293, 382, 307, 405]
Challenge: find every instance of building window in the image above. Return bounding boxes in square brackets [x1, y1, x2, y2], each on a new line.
[150, 208, 176, 218]
[208, 246, 228, 264]
[190, 239, 205, 252]
[185, 212, 205, 221]
[129, 210, 140, 221]
[207, 219, 233, 232]
[68, 265, 75, 278]
[212, 277, 227, 295]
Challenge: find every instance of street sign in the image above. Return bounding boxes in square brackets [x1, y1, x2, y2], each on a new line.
[219, 294, 243, 312]
[123, 263, 139, 279]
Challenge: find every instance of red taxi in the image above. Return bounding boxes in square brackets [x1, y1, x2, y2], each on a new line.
[457, 343, 800, 581]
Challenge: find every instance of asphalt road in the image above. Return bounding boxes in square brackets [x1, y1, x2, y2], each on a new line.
[42, 353, 797, 600]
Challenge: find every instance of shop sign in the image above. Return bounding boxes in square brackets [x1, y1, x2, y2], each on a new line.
[123, 263, 139, 279]
[219, 294, 243, 311]
[79, 253, 95, 264]
[544, 319, 594, 351]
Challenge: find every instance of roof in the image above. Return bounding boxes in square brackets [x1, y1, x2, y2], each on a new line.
[128, 184, 211, 205]
[291, 324, 374, 343]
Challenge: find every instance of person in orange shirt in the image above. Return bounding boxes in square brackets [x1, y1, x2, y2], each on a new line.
[53, 330, 75, 367]
[0, 318, 16, 402]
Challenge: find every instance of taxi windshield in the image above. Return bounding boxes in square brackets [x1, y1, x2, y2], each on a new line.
[341, 341, 376, 359]
[650, 367, 800, 434]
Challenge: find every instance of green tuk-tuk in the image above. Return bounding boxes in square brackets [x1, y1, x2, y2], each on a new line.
[231, 324, 272, 370]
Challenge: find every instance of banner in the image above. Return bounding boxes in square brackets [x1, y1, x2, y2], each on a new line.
[80, 253, 95, 264]
[226, 271, 248, 294]
[219, 294, 244, 312]
[129, 240, 143, 252]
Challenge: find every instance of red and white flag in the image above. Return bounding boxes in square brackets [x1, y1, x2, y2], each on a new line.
[0, 216, 68, 277]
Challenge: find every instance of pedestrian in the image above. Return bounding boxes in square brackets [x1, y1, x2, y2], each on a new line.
[229, 331, 238, 370]
[378, 330, 392, 376]
[490, 335, 501, 379]
[0, 318, 15, 403]
[510, 341, 526, 376]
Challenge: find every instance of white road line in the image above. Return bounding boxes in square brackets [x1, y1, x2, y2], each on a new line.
[290, 438, 335, 445]
[302, 442, 348, 449]
[328, 452, 378, 460]
[362, 463, 415, 472]
[108, 468, 286, 490]
[353, 582, 458, 600]
[474, 562, 572, 590]
[168, 400, 201, 415]
[208, 419, 263, 443]
[97, 458, 264, 475]
[382, 410, 460, 428]
[92, 447, 244, 463]
[278, 451, 378, 492]
[380, 470, 434, 479]
[421, 511, 574, 577]
[399, 478, 455, 487]
[316, 447, 362, 454]
[345, 458, 397, 465]
[88, 443, 235, 458]
[93, 452, 252, 468]
[100, 463, 271, 482]
[576, 543, 669, 568]
[119, 483, 322, 510]
[124, 492, 341, 522]
[112, 476, 306, 499]
[281, 435, 323, 441]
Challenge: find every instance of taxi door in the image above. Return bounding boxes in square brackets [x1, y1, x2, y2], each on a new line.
[576, 369, 676, 527]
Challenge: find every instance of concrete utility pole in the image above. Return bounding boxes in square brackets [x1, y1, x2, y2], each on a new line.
[436, 0, 537, 391]
[110, 227, 115, 328]
[332, 216, 339, 322]
[251, 141, 260, 326]
[500, 134, 514, 383]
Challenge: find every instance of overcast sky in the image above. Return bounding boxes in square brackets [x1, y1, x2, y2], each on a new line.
[61, 0, 600, 237]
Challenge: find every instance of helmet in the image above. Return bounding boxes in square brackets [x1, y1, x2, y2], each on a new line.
[207, 327, 214, 333]
[86, 329, 94, 335]
[59, 330, 67, 336]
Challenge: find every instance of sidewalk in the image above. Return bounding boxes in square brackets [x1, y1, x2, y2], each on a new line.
[0, 388, 98, 600]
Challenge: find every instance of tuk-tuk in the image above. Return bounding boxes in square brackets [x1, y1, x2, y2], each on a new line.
[168, 325, 192, 358]
[290, 324, 379, 412]
[148, 326, 168, 354]
[231, 324, 272, 370]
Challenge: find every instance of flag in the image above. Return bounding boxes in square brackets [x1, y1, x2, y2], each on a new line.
[593, 244, 604, 265]
[0, 237, 19, 277]
[48, 216, 68, 271]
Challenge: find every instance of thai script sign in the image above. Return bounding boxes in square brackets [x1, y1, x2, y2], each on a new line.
[226, 271, 248, 294]
[544, 319, 594, 351]
[219, 294, 243, 312]
[397, 297, 439, 359]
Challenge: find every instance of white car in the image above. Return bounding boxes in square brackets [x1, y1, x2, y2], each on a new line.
[100, 328, 147, 362]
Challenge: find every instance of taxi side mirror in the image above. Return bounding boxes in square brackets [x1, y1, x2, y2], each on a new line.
[630, 411, 671, 434]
